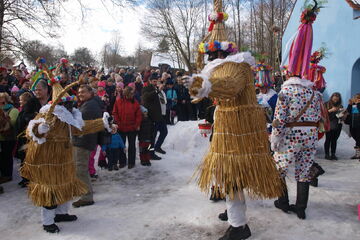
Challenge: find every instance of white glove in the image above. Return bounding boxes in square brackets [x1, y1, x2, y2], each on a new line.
[38, 123, 50, 134]
[182, 75, 194, 89]
[102, 112, 112, 132]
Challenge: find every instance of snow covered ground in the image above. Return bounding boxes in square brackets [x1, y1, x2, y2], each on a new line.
[1, 121, 360, 240]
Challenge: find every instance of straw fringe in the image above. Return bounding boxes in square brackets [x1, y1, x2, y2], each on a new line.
[209, 62, 254, 100]
[195, 61, 284, 200]
[21, 113, 104, 207]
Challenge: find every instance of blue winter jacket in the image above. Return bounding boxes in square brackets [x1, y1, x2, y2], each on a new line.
[102, 133, 125, 150]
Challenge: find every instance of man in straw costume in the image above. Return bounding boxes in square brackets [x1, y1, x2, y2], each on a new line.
[186, 1, 284, 239]
[21, 60, 117, 233]
[271, 0, 323, 220]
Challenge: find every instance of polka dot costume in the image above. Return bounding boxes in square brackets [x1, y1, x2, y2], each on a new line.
[271, 77, 321, 182]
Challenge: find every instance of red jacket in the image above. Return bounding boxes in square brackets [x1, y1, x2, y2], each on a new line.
[112, 98, 142, 132]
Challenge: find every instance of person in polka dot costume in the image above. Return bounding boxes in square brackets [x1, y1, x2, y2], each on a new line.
[271, 76, 322, 220]
[271, 0, 323, 220]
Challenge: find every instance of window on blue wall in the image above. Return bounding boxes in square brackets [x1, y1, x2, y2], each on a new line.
[354, 10, 360, 19]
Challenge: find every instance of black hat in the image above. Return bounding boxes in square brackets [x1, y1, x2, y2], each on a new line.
[150, 73, 159, 80]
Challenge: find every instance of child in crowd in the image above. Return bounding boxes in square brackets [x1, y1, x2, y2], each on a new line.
[138, 106, 153, 166]
[102, 132, 125, 171]
[165, 79, 177, 125]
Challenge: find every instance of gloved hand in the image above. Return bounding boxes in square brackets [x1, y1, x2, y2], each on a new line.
[103, 112, 112, 132]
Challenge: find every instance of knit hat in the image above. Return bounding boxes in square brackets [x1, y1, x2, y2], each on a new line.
[97, 81, 106, 88]
[128, 82, 135, 89]
[116, 82, 124, 89]
[283, 0, 322, 79]
[11, 85, 19, 92]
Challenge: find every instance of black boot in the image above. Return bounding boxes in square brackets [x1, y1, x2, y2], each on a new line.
[151, 152, 162, 160]
[274, 179, 290, 213]
[289, 182, 310, 219]
[309, 178, 318, 187]
[0, 186, 3, 194]
[219, 225, 251, 240]
[43, 223, 60, 233]
[308, 162, 325, 187]
[54, 214, 77, 222]
[218, 210, 228, 221]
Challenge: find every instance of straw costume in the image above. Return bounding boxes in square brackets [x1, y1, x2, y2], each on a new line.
[271, 0, 323, 220]
[21, 61, 113, 233]
[187, 1, 283, 239]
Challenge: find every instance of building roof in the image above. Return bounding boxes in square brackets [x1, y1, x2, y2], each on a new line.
[345, 0, 360, 10]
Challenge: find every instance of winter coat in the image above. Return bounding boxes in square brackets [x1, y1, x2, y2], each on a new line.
[124, 74, 134, 86]
[73, 97, 103, 151]
[138, 115, 153, 142]
[141, 84, 162, 122]
[112, 97, 142, 132]
[106, 85, 116, 112]
[346, 103, 360, 129]
[325, 101, 343, 130]
[15, 97, 41, 147]
[102, 133, 125, 150]
[166, 88, 177, 110]
[174, 84, 191, 102]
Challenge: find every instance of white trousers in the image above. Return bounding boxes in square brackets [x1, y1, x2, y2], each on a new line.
[226, 191, 247, 227]
[41, 202, 70, 225]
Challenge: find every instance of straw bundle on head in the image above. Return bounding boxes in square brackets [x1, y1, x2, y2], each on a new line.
[196, 0, 237, 70]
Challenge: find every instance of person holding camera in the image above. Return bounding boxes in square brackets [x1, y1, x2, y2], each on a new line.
[324, 92, 345, 160]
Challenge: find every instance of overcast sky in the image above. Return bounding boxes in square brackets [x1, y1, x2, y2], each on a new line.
[27, 0, 149, 57]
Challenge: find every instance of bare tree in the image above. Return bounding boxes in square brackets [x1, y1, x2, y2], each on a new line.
[71, 47, 96, 66]
[0, 0, 138, 56]
[21, 40, 68, 66]
[142, 0, 204, 73]
[101, 31, 125, 68]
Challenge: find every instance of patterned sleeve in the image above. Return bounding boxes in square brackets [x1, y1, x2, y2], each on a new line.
[272, 89, 289, 136]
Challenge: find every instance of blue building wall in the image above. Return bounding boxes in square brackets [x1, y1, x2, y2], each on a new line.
[282, 0, 360, 103]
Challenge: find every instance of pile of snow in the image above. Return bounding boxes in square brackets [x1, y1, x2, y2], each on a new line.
[0, 121, 360, 240]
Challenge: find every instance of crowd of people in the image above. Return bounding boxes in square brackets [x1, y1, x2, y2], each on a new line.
[0, 57, 359, 236]
[1, 1, 360, 238]
[0, 60, 216, 186]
